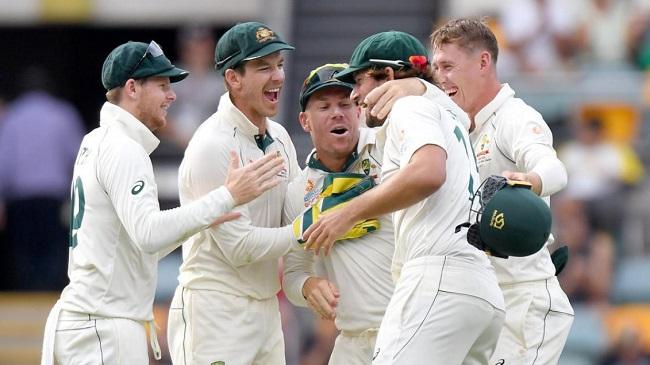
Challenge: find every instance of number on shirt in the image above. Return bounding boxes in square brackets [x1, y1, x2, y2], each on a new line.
[453, 126, 477, 199]
[69, 177, 85, 248]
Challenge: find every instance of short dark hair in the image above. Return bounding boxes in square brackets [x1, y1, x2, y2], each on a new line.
[431, 17, 499, 64]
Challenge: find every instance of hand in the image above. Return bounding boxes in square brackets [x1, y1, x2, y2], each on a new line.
[225, 151, 285, 205]
[303, 208, 356, 256]
[501, 170, 542, 195]
[364, 78, 425, 121]
[209, 211, 241, 227]
[302, 277, 339, 320]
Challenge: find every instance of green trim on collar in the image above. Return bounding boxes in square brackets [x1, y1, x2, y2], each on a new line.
[254, 131, 274, 152]
[307, 148, 359, 173]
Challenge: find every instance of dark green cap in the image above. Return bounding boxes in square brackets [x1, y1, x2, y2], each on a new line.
[215, 22, 295, 75]
[299, 63, 353, 111]
[101, 41, 188, 91]
[336, 31, 430, 83]
[479, 183, 552, 257]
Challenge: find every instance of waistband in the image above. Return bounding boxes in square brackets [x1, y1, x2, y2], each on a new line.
[57, 310, 161, 360]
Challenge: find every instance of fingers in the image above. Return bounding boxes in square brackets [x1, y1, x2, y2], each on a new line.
[305, 281, 338, 320]
[364, 83, 389, 114]
[210, 211, 241, 227]
[228, 150, 240, 172]
[373, 93, 398, 120]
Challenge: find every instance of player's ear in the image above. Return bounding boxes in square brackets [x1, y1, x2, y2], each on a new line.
[479, 51, 491, 71]
[298, 112, 311, 133]
[384, 67, 395, 81]
[123, 79, 138, 99]
[224, 69, 242, 91]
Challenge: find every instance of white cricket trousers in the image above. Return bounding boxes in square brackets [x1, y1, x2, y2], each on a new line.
[167, 286, 285, 365]
[328, 329, 378, 365]
[372, 256, 505, 364]
[489, 277, 574, 365]
[53, 310, 148, 365]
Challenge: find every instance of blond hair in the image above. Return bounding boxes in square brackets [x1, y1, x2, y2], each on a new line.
[431, 17, 499, 63]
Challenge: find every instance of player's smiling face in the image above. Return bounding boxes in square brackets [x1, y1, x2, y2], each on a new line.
[351, 70, 386, 128]
[300, 86, 360, 163]
[235, 52, 285, 124]
[136, 76, 176, 131]
[433, 43, 482, 116]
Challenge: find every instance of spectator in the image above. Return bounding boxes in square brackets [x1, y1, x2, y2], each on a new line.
[0, 66, 84, 290]
[499, 0, 582, 74]
[160, 25, 225, 151]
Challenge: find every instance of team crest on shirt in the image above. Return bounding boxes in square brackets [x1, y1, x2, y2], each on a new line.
[361, 159, 371, 176]
[476, 133, 492, 166]
[304, 179, 319, 207]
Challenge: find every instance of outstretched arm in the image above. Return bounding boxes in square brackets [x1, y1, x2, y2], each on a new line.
[303, 144, 446, 255]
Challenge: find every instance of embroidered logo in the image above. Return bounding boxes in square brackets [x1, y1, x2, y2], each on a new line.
[255, 27, 276, 43]
[131, 180, 145, 195]
[490, 210, 505, 230]
[361, 159, 371, 176]
[476, 133, 490, 157]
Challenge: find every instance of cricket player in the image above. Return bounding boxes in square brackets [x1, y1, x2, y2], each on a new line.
[41, 40, 284, 365]
[365, 18, 575, 365]
[303, 31, 505, 364]
[283, 64, 394, 364]
[166, 22, 302, 365]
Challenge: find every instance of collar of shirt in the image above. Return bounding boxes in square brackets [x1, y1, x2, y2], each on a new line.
[473, 83, 515, 132]
[217, 92, 269, 140]
[99, 102, 160, 155]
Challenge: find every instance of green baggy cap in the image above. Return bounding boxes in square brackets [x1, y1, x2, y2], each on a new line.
[102, 40, 188, 91]
[479, 182, 552, 257]
[215, 22, 294, 75]
[336, 30, 429, 83]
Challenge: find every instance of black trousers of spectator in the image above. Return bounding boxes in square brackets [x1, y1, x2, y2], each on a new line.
[5, 197, 68, 291]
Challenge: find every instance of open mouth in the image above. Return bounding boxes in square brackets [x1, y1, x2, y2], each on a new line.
[330, 126, 349, 136]
[445, 88, 458, 97]
[264, 88, 279, 103]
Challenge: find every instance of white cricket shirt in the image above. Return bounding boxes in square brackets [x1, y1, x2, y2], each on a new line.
[177, 92, 300, 299]
[470, 84, 565, 284]
[59, 102, 234, 321]
[283, 128, 394, 333]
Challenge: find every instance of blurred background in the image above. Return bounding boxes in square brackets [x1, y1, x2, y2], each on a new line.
[2, 0, 650, 364]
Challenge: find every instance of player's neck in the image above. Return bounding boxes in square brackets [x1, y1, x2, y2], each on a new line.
[469, 79, 502, 127]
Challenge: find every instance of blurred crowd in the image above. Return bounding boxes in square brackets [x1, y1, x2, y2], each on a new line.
[4, 1, 650, 364]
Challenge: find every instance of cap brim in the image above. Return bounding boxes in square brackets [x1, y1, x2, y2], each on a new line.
[243, 42, 295, 61]
[334, 65, 365, 84]
[300, 81, 353, 111]
[155, 66, 190, 83]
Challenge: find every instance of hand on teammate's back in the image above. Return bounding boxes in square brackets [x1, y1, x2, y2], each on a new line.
[225, 151, 285, 205]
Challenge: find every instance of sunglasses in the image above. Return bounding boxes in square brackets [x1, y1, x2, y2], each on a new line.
[127, 40, 164, 80]
[302, 63, 348, 91]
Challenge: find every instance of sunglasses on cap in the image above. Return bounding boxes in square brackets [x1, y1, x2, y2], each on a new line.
[302, 63, 348, 91]
[127, 40, 165, 80]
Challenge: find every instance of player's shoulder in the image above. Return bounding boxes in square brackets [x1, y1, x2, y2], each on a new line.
[499, 96, 545, 125]
[186, 114, 236, 154]
[100, 125, 147, 156]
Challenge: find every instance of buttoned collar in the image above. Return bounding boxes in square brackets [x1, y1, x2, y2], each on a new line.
[473, 83, 515, 132]
[216, 92, 269, 139]
[99, 102, 159, 155]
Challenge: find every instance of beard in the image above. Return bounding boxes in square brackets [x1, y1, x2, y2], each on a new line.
[364, 108, 386, 128]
